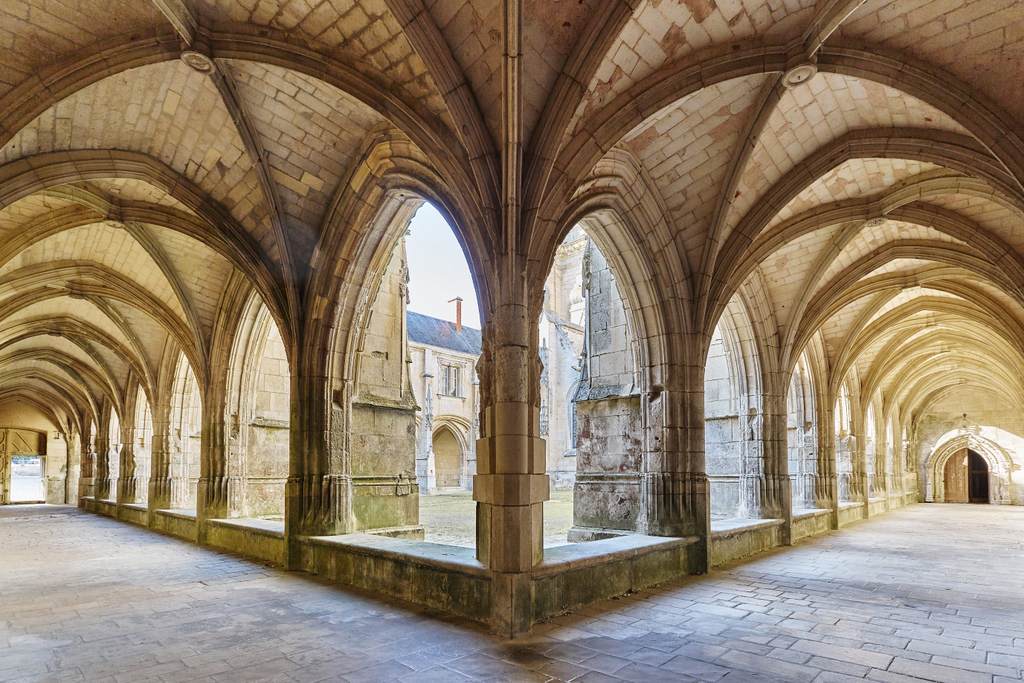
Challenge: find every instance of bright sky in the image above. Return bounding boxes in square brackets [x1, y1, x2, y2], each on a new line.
[405, 202, 481, 329]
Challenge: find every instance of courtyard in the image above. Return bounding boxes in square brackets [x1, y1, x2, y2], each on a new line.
[420, 490, 574, 548]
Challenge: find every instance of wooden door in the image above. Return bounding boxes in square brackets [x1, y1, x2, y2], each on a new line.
[943, 448, 968, 503]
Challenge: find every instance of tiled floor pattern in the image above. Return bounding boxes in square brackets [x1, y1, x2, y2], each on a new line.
[1, 504, 1023, 682]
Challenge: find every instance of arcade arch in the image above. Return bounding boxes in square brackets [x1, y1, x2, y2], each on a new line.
[926, 430, 1015, 506]
[2, 0, 1024, 637]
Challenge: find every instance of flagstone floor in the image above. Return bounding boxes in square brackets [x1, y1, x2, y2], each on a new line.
[2, 503, 1023, 682]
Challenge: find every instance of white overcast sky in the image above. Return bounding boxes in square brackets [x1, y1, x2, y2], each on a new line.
[405, 202, 482, 329]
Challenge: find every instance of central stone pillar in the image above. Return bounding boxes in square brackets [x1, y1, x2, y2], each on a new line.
[474, 297, 549, 636]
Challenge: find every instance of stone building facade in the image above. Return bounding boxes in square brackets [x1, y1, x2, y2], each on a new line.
[2, 0, 1024, 637]
[408, 309, 481, 494]
[407, 226, 629, 497]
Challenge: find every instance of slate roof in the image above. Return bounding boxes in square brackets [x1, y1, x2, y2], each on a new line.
[407, 311, 482, 356]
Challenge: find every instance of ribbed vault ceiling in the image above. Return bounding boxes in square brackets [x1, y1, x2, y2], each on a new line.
[0, 0, 1022, 435]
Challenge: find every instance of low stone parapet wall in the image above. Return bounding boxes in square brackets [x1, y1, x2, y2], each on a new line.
[298, 534, 492, 624]
[838, 501, 866, 526]
[205, 518, 286, 565]
[710, 518, 785, 567]
[152, 509, 198, 542]
[792, 508, 832, 541]
[532, 534, 699, 623]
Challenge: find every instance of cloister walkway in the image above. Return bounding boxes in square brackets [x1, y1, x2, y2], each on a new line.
[2, 504, 1023, 683]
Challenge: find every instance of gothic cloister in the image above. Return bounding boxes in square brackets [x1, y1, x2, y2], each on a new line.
[2, 0, 1024, 656]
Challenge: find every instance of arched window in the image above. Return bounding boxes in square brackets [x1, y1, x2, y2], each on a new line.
[835, 382, 853, 501]
[131, 389, 153, 505]
[787, 352, 817, 510]
[542, 225, 641, 542]
[865, 403, 876, 498]
[105, 410, 120, 501]
[225, 294, 291, 521]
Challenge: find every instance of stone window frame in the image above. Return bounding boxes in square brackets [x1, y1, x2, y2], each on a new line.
[438, 359, 465, 398]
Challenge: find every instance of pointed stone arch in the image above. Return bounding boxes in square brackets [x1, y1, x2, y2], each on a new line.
[926, 432, 1013, 505]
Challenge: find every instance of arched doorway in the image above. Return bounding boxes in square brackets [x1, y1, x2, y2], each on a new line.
[2, 428, 47, 504]
[432, 427, 461, 489]
[968, 451, 989, 503]
[943, 449, 989, 504]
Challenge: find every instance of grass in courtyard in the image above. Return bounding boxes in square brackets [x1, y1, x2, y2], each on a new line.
[419, 489, 574, 548]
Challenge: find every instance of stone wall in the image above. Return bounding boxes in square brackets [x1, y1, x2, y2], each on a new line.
[569, 239, 643, 540]
[570, 396, 642, 539]
[245, 319, 290, 519]
[351, 240, 420, 535]
[705, 326, 743, 519]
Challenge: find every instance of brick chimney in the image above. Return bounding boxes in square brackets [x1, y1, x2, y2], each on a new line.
[448, 297, 463, 332]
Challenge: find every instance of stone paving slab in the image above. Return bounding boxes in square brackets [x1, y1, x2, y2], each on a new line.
[2, 503, 1024, 682]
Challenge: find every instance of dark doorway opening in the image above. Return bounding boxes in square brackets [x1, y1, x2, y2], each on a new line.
[967, 450, 989, 503]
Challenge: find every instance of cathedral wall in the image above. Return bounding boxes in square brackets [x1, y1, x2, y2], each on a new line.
[351, 240, 420, 534]
[569, 239, 643, 538]
[245, 316, 290, 518]
[571, 396, 642, 536]
[705, 328, 743, 519]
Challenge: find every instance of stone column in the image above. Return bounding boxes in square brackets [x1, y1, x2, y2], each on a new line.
[851, 426, 868, 517]
[760, 389, 792, 542]
[116, 414, 140, 506]
[149, 403, 173, 512]
[66, 430, 81, 505]
[474, 288, 549, 636]
[78, 421, 95, 500]
[285, 354, 353, 551]
[94, 410, 112, 501]
[197, 381, 238, 537]
[639, 338, 710, 572]
[816, 414, 838, 526]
